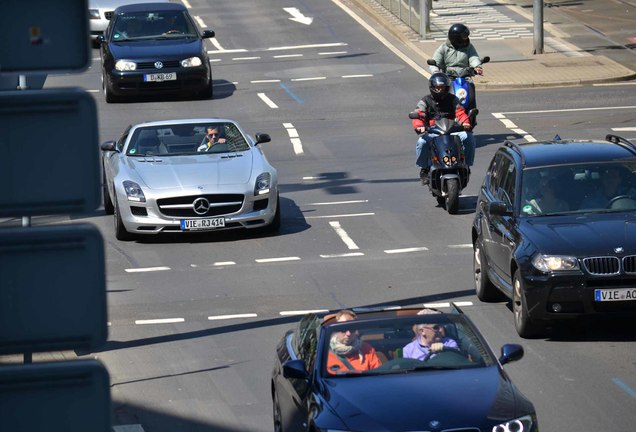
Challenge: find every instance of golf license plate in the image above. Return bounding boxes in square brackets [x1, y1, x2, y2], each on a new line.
[180, 217, 225, 231]
[144, 72, 177, 82]
[594, 287, 636, 302]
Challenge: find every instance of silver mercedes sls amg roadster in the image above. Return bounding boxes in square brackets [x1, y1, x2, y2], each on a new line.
[100, 118, 280, 240]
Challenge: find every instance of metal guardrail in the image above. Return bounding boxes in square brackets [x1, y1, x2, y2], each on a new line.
[376, 0, 433, 36]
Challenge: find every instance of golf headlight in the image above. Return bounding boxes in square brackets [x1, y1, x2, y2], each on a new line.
[492, 414, 536, 432]
[181, 56, 203, 67]
[532, 253, 579, 272]
[254, 173, 271, 196]
[123, 180, 146, 202]
[89, 9, 100, 19]
[115, 60, 137, 71]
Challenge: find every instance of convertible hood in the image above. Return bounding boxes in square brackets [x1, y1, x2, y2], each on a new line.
[323, 368, 523, 431]
[110, 39, 202, 60]
[127, 154, 253, 189]
[521, 213, 636, 255]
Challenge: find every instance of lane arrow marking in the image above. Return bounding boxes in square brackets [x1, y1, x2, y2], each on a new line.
[283, 7, 313, 25]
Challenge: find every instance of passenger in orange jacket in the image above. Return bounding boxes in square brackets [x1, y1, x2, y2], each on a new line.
[326, 310, 382, 374]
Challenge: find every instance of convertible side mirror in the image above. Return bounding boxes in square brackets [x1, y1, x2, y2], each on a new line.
[499, 344, 524, 365]
[282, 360, 310, 380]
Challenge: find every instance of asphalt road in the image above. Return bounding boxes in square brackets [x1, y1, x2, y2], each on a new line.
[36, 0, 636, 431]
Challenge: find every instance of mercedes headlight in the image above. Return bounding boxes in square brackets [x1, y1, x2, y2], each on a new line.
[115, 60, 137, 71]
[123, 180, 146, 202]
[181, 56, 202, 67]
[532, 253, 579, 272]
[254, 173, 271, 196]
[89, 9, 100, 19]
[492, 414, 537, 432]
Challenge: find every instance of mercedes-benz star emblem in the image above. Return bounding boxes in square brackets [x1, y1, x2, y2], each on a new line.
[193, 197, 210, 215]
[155, 61, 164, 69]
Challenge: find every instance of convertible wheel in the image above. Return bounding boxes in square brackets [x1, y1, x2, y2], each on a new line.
[473, 240, 503, 302]
[513, 270, 545, 338]
[114, 197, 134, 241]
[272, 390, 284, 432]
[103, 173, 114, 215]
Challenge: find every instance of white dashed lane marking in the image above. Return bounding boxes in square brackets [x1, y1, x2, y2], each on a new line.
[125, 266, 171, 273]
[135, 318, 184, 325]
[208, 313, 258, 320]
[257, 93, 279, 109]
[329, 221, 360, 250]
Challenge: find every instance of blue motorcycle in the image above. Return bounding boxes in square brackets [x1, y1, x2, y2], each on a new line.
[427, 56, 490, 122]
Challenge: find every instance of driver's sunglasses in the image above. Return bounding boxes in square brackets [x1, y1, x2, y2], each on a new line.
[208, 133, 218, 138]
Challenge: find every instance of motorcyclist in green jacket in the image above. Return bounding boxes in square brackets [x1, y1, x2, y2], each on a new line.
[429, 23, 484, 110]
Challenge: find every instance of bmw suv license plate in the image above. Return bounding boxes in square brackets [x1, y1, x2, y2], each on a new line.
[180, 217, 225, 231]
[594, 288, 636, 302]
[144, 72, 177, 82]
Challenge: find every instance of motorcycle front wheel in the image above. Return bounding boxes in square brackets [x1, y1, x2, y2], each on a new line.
[445, 178, 460, 214]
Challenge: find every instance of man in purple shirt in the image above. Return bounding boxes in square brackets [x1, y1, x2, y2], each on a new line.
[403, 323, 459, 361]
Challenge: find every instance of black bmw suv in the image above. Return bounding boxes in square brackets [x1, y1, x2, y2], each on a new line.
[472, 135, 636, 338]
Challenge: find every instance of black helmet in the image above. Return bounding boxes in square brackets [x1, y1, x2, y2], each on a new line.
[429, 72, 451, 101]
[448, 23, 470, 49]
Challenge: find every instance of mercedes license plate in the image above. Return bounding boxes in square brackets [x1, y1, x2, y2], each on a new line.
[594, 287, 636, 302]
[180, 217, 225, 231]
[144, 72, 177, 82]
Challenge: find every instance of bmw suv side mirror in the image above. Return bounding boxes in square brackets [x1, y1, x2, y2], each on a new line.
[488, 201, 512, 216]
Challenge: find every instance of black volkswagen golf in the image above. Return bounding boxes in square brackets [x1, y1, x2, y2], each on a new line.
[473, 135, 636, 338]
[97, 2, 214, 103]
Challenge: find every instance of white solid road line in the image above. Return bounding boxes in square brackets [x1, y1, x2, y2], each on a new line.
[125, 266, 171, 273]
[181, 0, 192, 8]
[208, 313, 258, 320]
[329, 221, 360, 250]
[330, 0, 429, 78]
[135, 318, 185, 325]
[193, 16, 206, 28]
[257, 93, 279, 109]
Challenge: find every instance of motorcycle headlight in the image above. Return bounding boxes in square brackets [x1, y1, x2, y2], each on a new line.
[254, 173, 271, 196]
[89, 9, 100, 19]
[115, 60, 137, 71]
[181, 56, 203, 67]
[532, 253, 579, 272]
[123, 180, 146, 202]
[492, 414, 537, 432]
